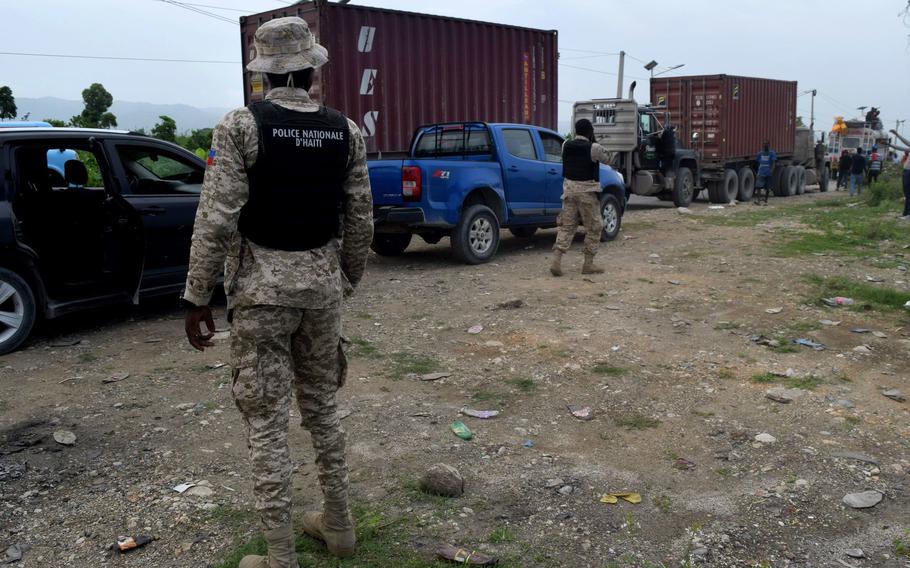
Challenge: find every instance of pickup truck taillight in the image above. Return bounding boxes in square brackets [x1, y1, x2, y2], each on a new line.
[401, 166, 422, 201]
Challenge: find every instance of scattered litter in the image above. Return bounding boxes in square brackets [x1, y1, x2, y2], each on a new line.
[845, 549, 866, 559]
[677, 207, 693, 214]
[864, 276, 884, 283]
[50, 338, 81, 347]
[3, 543, 29, 563]
[823, 297, 854, 307]
[708, 205, 725, 210]
[765, 387, 804, 404]
[117, 535, 153, 553]
[881, 389, 906, 403]
[58, 376, 82, 384]
[102, 372, 130, 384]
[871, 331, 888, 338]
[421, 463, 464, 497]
[842, 490, 883, 509]
[567, 405, 594, 421]
[668, 280, 681, 286]
[852, 345, 873, 353]
[337, 409, 353, 420]
[754, 433, 777, 444]
[850, 328, 870, 334]
[206, 362, 226, 370]
[460, 408, 499, 419]
[144, 338, 163, 344]
[673, 457, 696, 470]
[819, 319, 841, 326]
[765, 307, 783, 314]
[522, 440, 534, 448]
[792, 338, 825, 350]
[53, 430, 76, 446]
[599, 492, 641, 504]
[604, 305, 621, 311]
[467, 325, 484, 335]
[750, 335, 778, 347]
[904, 300, 910, 310]
[831, 451, 880, 465]
[185, 484, 214, 498]
[436, 544, 498, 566]
[173, 483, 195, 494]
[211, 330, 231, 341]
[418, 372, 451, 382]
[491, 299, 524, 310]
[450, 421, 473, 440]
[770, 368, 797, 378]
[648, 253, 660, 259]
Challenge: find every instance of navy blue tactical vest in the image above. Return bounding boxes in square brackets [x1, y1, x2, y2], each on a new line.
[562, 138, 599, 182]
[239, 101, 350, 251]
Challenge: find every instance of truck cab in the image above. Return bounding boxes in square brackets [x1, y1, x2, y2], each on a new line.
[573, 88, 700, 207]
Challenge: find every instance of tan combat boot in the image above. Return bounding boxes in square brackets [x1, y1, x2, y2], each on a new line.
[581, 253, 605, 274]
[549, 250, 564, 277]
[238, 526, 298, 568]
[302, 499, 356, 558]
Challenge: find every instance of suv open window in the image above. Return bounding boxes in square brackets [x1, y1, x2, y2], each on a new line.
[116, 145, 203, 195]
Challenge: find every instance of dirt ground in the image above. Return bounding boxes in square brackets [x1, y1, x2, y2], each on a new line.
[1, 188, 909, 568]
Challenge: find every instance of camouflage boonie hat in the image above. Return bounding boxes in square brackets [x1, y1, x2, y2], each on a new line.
[246, 17, 328, 74]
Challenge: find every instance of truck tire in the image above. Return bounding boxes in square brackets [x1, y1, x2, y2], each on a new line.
[600, 193, 622, 242]
[722, 169, 739, 203]
[672, 167, 694, 207]
[820, 167, 830, 192]
[0, 267, 37, 356]
[509, 227, 537, 239]
[771, 166, 787, 197]
[452, 204, 500, 264]
[371, 233, 412, 256]
[796, 166, 806, 195]
[783, 166, 798, 196]
[706, 181, 722, 203]
[736, 167, 755, 202]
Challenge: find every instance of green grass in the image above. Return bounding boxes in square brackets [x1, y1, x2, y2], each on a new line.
[488, 527, 515, 544]
[214, 506, 519, 568]
[769, 341, 800, 354]
[894, 530, 910, 557]
[750, 372, 824, 390]
[653, 494, 672, 514]
[844, 415, 862, 431]
[804, 275, 910, 312]
[714, 321, 740, 331]
[349, 337, 382, 359]
[199, 505, 257, 527]
[78, 352, 98, 363]
[471, 390, 495, 401]
[622, 220, 657, 231]
[714, 468, 731, 477]
[717, 369, 735, 380]
[387, 353, 441, 379]
[505, 377, 535, 392]
[613, 413, 660, 431]
[592, 364, 627, 376]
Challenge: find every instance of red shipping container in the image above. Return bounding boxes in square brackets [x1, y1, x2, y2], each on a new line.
[240, 1, 558, 155]
[650, 75, 797, 169]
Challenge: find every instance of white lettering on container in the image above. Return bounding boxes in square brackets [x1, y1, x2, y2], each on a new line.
[361, 111, 379, 138]
[357, 26, 376, 53]
[360, 69, 378, 95]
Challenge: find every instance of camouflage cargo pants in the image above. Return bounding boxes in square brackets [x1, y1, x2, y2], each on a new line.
[554, 192, 603, 255]
[231, 305, 349, 530]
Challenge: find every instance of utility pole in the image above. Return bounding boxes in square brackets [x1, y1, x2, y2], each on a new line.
[809, 89, 816, 134]
[616, 50, 625, 98]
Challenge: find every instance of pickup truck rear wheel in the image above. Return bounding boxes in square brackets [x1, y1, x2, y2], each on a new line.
[600, 193, 622, 242]
[0, 268, 37, 356]
[452, 204, 500, 264]
[672, 167, 694, 207]
[370, 233, 412, 256]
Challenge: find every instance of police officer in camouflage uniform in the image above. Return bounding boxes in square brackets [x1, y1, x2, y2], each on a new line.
[550, 118, 610, 276]
[182, 17, 373, 567]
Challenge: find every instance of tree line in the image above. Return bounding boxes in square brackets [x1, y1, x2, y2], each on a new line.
[0, 84, 213, 157]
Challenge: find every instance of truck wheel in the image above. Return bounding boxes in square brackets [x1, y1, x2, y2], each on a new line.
[600, 193, 622, 242]
[509, 227, 537, 239]
[771, 166, 787, 197]
[370, 234, 412, 256]
[796, 166, 806, 195]
[452, 204, 500, 264]
[672, 167, 694, 207]
[784, 166, 798, 196]
[736, 167, 755, 202]
[718, 169, 738, 203]
[0, 268, 37, 356]
[820, 167, 830, 192]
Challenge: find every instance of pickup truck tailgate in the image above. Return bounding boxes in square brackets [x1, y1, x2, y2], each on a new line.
[368, 159, 405, 206]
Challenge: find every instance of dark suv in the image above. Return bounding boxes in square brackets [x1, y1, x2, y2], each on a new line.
[0, 127, 205, 354]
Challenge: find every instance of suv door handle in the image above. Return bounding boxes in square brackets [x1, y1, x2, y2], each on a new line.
[547, 169, 559, 174]
[137, 206, 166, 215]
[507, 166, 519, 172]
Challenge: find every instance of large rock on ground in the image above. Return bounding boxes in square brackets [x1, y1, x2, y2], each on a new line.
[420, 463, 464, 498]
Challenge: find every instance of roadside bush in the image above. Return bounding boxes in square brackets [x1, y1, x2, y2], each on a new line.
[864, 167, 903, 207]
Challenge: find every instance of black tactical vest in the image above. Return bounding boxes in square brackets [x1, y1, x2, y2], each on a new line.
[239, 101, 350, 251]
[562, 138, 599, 182]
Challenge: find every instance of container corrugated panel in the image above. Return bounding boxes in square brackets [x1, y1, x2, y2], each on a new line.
[240, 0, 558, 155]
[650, 75, 796, 169]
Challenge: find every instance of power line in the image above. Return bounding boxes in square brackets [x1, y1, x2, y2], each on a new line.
[157, 0, 237, 24]
[163, 1, 253, 12]
[0, 51, 240, 64]
[559, 63, 648, 81]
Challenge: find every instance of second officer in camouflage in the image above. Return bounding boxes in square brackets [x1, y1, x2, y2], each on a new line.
[182, 16, 373, 567]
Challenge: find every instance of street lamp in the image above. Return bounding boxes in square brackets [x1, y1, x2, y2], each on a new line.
[644, 60, 658, 78]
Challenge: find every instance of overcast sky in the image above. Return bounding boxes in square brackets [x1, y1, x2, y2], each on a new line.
[3, 0, 909, 133]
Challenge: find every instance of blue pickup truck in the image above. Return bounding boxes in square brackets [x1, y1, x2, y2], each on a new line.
[368, 122, 626, 264]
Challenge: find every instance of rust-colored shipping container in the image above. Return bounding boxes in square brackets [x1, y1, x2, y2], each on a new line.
[240, 1, 558, 155]
[650, 74, 797, 170]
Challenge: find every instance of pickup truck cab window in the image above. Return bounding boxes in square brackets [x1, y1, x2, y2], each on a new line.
[414, 126, 491, 157]
[502, 129, 538, 160]
[116, 145, 203, 195]
[539, 132, 565, 163]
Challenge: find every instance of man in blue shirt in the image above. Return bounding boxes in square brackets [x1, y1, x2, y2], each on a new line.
[754, 141, 777, 204]
[849, 147, 866, 197]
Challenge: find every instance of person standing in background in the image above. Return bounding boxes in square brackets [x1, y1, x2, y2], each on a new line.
[837, 150, 852, 190]
[849, 147, 866, 197]
[888, 129, 910, 219]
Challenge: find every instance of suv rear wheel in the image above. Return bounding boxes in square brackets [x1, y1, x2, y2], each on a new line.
[600, 193, 622, 241]
[452, 204, 500, 264]
[0, 268, 37, 356]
